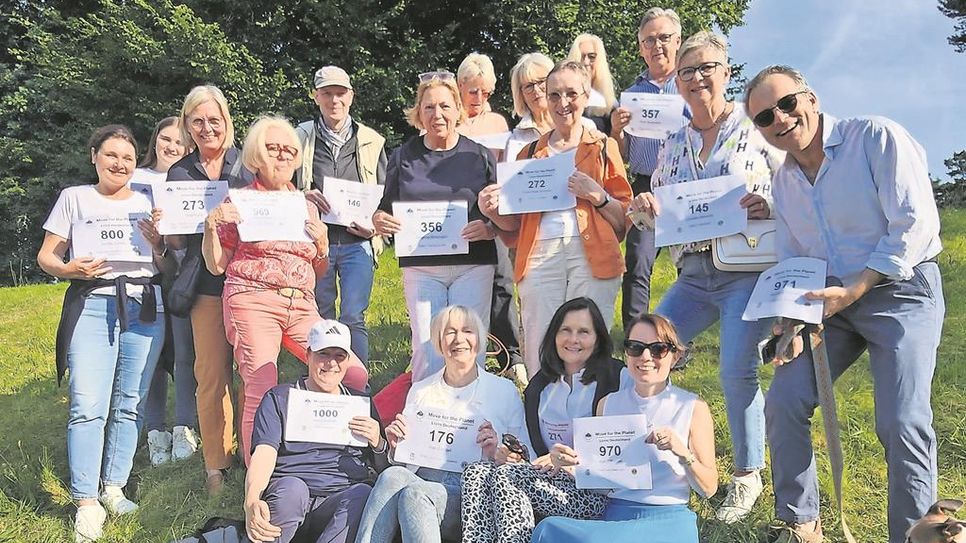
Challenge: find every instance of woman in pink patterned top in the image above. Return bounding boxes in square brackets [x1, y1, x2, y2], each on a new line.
[202, 116, 369, 465]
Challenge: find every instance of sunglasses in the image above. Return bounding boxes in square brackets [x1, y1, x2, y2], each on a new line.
[418, 70, 456, 83]
[502, 433, 531, 462]
[623, 339, 677, 359]
[752, 90, 810, 128]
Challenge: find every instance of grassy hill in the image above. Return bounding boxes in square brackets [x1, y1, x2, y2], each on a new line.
[2, 210, 965, 542]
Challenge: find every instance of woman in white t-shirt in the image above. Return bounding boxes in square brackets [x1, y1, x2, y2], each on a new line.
[132, 117, 198, 468]
[37, 125, 172, 543]
[354, 305, 527, 543]
[531, 314, 718, 543]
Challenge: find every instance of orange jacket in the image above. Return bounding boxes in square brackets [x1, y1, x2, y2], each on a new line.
[509, 129, 632, 282]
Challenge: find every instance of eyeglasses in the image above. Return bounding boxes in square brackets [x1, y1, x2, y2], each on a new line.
[547, 90, 585, 104]
[315, 350, 348, 363]
[623, 339, 677, 359]
[641, 33, 677, 49]
[465, 87, 492, 99]
[676, 61, 724, 82]
[189, 116, 223, 130]
[502, 433, 531, 462]
[522, 78, 547, 94]
[418, 70, 456, 83]
[265, 143, 299, 159]
[751, 90, 810, 128]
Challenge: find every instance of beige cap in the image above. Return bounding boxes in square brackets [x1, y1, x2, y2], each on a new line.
[313, 66, 352, 90]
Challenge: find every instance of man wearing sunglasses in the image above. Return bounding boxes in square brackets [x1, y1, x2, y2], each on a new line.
[745, 65, 944, 543]
[609, 7, 687, 331]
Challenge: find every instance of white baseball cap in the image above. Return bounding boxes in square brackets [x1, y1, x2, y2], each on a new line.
[313, 65, 353, 90]
[307, 319, 352, 353]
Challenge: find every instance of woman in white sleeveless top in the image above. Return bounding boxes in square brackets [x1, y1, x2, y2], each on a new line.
[531, 314, 717, 543]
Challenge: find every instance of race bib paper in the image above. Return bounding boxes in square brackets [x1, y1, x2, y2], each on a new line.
[621, 92, 687, 139]
[654, 175, 748, 247]
[573, 414, 652, 490]
[393, 406, 482, 472]
[392, 201, 469, 257]
[285, 388, 371, 447]
[155, 180, 229, 235]
[320, 177, 383, 230]
[71, 214, 153, 262]
[497, 150, 577, 215]
[230, 189, 312, 243]
[742, 257, 827, 324]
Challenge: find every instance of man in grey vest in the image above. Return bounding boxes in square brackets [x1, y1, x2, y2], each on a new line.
[296, 65, 388, 366]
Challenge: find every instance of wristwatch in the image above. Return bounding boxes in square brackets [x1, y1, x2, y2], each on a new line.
[593, 194, 610, 209]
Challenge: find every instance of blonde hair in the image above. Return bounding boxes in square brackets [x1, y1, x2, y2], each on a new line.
[404, 78, 466, 129]
[677, 30, 729, 65]
[567, 34, 617, 109]
[430, 305, 486, 358]
[239, 116, 300, 173]
[509, 52, 554, 118]
[457, 52, 497, 92]
[179, 85, 235, 152]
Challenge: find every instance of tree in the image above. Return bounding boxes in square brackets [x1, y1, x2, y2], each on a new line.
[939, 0, 966, 52]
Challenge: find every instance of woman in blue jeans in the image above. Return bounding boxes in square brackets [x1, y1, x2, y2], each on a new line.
[354, 305, 527, 543]
[38, 125, 171, 542]
[628, 31, 783, 522]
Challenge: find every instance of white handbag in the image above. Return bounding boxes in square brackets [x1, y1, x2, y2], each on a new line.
[712, 219, 778, 272]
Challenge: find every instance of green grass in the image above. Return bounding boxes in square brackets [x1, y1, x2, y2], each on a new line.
[2, 210, 965, 542]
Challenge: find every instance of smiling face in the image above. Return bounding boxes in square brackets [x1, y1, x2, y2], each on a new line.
[257, 125, 300, 188]
[154, 124, 186, 172]
[419, 85, 461, 141]
[624, 321, 676, 386]
[675, 47, 730, 110]
[440, 313, 479, 367]
[314, 85, 354, 128]
[638, 16, 681, 76]
[459, 75, 492, 119]
[746, 73, 820, 155]
[92, 137, 137, 192]
[187, 99, 226, 155]
[554, 308, 598, 370]
[547, 68, 588, 130]
[306, 347, 349, 393]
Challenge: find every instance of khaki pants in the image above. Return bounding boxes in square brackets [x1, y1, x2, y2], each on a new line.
[190, 294, 237, 471]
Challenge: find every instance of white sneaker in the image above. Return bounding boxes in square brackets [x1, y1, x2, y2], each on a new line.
[715, 470, 763, 523]
[147, 429, 172, 466]
[171, 426, 198, 461]
[99, 485, 138, 515]
[74, 503, 106, 542]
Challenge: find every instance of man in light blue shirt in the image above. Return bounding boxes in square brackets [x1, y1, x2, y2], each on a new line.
[746, 65, 944, 543]
[610, 7, 687, 330]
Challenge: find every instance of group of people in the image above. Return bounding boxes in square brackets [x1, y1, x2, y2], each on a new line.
[39, 6, 944, 543]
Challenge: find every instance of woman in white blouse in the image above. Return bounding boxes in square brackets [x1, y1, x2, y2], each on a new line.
[354, 305, 526, 543]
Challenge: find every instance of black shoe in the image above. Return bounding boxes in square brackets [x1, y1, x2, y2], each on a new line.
[672, 341, 695, 371]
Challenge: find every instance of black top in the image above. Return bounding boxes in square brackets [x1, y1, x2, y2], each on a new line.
[522, 357, 626, 457]
[166, 147, 254, 296]
[378, 135, 497, 267]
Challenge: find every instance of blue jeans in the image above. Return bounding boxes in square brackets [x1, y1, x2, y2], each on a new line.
[67, 294, 165, 499]
[263, 477, 370, 543]
[315, 241, 375, 364]
[531, 500, 697, 543]
[766, 262, 944, 543]
[621, 223, 659, 330]
[655, 252, 767, 472]
[144, 313, 197, 430]
[401, 265, 494, 382]
[354, 466, 462, 543]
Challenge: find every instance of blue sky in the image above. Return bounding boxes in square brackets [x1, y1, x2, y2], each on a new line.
[727, 1, 965, 180]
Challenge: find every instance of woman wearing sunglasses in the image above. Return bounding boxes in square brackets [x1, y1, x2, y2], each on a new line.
[202, 116, 368, 467]
[626, 30, 783, 523]
[531, 313, 717, 543]
[373, 71, 499, 384]
[460, 297, 626, 543]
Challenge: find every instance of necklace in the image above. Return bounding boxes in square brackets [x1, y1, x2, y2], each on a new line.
[691, 102, 733, 132]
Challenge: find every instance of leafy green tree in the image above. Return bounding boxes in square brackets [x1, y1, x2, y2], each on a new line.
[939, 0, 966, 52]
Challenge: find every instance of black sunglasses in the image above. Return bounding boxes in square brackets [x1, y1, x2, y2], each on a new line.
[752, 90, 810, 128]
[502, 433, 530, 462]
[623, 339, 677, 359]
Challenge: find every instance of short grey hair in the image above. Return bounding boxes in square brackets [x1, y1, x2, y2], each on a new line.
[639, 7, 682, 34]
[676, 30, 728, 65]
[744, 64, 812, 108]
[548, 59, 592, 95]
[430, 305, 487, 358]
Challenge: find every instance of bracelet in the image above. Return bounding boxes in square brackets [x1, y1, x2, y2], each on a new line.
[681, 451, 697, 466]
[371, 438, 388, 454]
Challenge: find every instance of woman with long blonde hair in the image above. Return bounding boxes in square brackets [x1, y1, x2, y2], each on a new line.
[568, 33, 618, 133]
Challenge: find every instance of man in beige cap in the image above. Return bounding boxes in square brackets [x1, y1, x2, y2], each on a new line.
[295, 66, 387, 371]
